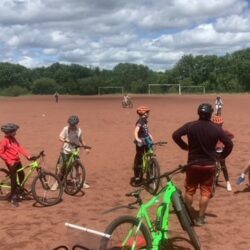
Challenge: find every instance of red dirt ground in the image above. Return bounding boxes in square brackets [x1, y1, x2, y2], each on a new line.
[0, 94, 249, 250]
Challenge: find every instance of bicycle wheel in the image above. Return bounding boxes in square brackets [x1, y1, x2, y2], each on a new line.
[172, 191, 201, 250]
[64, 161, 85, 195]
[32, 171, 63, 206]
[0, 168, 11, 200]
[145, 158, 160, 195]
[99, 215, 152, 250]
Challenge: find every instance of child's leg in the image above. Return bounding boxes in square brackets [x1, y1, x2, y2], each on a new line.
[221, 160, 229, 182]
[133, 145, 144, 178]
[8, 164, 18, 200]
[16, 162, 25, 184]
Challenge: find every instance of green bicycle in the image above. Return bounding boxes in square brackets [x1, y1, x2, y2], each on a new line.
[132, 141, 167, 195]
[100, 163, 201, 250]
[0, 151, 63, 206]
[55, 144, 91, 195]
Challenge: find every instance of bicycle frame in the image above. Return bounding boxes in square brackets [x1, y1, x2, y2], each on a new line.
[124, 181, 177, 249]
[142, 146, 154, 174]
[16, 161, 42, 187]
[63, 148, 81, 174]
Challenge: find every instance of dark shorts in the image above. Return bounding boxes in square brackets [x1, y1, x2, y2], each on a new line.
[185, 164, 216, 198]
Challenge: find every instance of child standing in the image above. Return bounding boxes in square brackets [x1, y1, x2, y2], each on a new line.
[56, 115, 90, 188]
[131, 106, 153, 186]
[0, 123, 32, 207]
[215, 96, 224, 115]
[212, 115, 234, 191]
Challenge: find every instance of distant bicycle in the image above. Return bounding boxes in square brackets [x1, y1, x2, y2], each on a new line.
[122, 99, 133, 108]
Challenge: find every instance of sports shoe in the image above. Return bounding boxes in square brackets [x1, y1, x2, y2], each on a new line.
[10, 197, 19, 207]
[83, 182, 90, 189]
[51, 181, 59, 191]
[194, 216, 206, 227]
[226, 181, 232, 191]
[236, 176, 245, 185]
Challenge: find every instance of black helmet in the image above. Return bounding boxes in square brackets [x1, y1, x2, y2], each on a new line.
[1, 123, 19, 133]
[68, 115, 79, 126]
[198, 103, 213, 120]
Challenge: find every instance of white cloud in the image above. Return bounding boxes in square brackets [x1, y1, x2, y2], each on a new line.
[0, 0, 250, 71]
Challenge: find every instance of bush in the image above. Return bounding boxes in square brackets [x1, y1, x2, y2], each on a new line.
[0, 85, 29, 96]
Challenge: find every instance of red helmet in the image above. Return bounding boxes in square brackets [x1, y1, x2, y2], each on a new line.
[212, 115, 224, 125]
[136, 106, 150, 115]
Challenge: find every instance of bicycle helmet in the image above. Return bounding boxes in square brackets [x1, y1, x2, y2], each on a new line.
[136, 106, 150, 115]
[68, 115, 79, 126]
[197, 103, 213, 120]
[1, 123, 19, 133]
[212, 115, 224, 125]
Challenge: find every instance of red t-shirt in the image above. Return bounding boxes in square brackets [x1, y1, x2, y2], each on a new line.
[0, 136, 30, 166]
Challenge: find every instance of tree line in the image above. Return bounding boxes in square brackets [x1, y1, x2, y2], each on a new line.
[0, 47, 250, 96]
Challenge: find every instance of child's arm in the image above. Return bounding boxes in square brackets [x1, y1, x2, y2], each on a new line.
[0, 140, 8, 162]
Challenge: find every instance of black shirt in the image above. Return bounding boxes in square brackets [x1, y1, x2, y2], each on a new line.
[136, 117, 149, 138]
[172, 119, 233, 165]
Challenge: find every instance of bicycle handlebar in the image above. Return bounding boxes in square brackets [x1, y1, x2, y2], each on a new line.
[67, 142, 92, 150]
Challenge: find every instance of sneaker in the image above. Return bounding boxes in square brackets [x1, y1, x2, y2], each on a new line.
[236, 176, 245, 185]
[50, 181, 59, 191]
[83, 182, 90, 189]
[226, 181, 232, 191]
[194, 216, 206, 227]
[10, 197, 19, 207]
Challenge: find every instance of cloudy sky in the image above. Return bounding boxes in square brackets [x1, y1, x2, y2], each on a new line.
[1, 0, 250, 71]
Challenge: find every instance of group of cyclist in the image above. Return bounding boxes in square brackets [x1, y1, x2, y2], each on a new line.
[131, 96, 249, 227]
[0, 115, 90, 207]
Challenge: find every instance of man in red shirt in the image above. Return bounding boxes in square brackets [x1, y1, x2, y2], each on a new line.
[0, 123, 32, 207]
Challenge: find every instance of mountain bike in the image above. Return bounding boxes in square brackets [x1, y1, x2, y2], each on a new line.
[100, 163, 201, 250]
[132, 141, 167, 195]
[122, 99, 133, 108]
[55, 144, 91, 195]
[0, 151, 63, 206]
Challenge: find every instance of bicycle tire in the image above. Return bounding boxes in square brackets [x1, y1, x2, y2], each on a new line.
[0, 168, 11, 200]
[145, 158, 160, 195]
[172, 191, 201, 250]
[99, 215, 152, 250]
[32, 171, 63, 206]
[64, 161, 85, 195]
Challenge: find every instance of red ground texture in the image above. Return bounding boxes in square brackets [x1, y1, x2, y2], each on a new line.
[0, 94, 249, 250]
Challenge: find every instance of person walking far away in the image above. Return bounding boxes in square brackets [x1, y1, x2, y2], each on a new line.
[215, 96, 223, 115]
[237, 161, 250, 187]
[130, 106, 153, 186]
[123, 94, 131, 106]
[0, 123, 34, 207]
[212, 115, 234, 191]
[172, 103, 233, 226]
[53, 115, 90, 190]
[54, 92, 59, 103]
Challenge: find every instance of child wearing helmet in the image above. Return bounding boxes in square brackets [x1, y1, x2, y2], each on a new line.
[212, 115, 234, 191]
[0, 123, 33, 207]
[131, 106, 153, 186]
[215, 96, 224, 115]
[55, 115, 90, 189]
